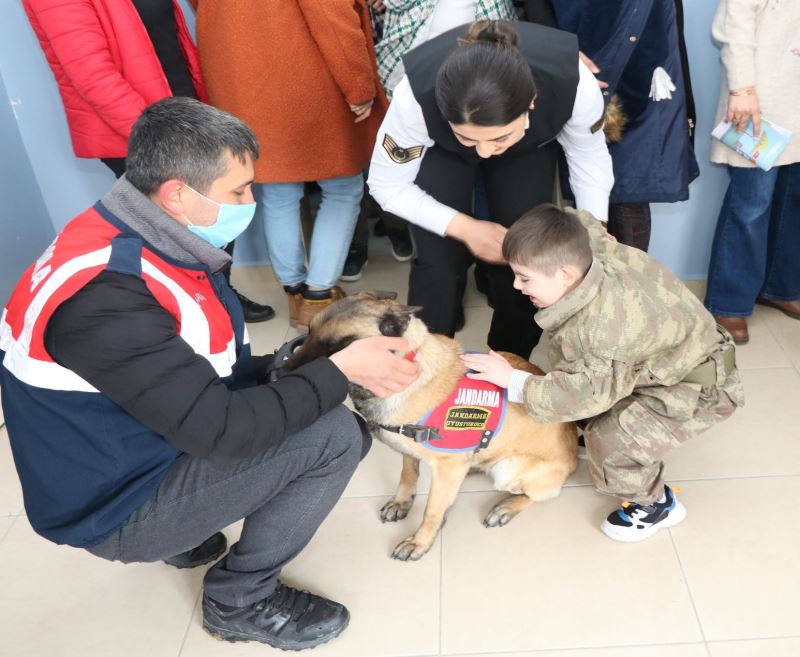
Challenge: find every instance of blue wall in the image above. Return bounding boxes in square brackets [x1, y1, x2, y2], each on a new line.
[0, 70, 55, 303]
[1, 0, 728, 298]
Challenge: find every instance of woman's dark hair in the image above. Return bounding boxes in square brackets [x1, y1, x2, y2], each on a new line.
[435, 21, 536, 126]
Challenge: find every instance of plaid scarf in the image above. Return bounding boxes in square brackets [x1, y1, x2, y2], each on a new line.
[375, 0, 517, 97]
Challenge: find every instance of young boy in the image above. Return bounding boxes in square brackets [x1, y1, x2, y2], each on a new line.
[461, 204, 744, 542]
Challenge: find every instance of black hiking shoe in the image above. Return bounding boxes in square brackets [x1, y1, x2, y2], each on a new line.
[202, 582, 350, 650]
[163, 532, 227, 569]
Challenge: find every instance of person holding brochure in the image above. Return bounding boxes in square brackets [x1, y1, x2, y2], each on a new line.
[704, 0, 800, 344]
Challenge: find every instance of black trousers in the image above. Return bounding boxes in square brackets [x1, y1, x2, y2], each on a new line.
[351, 187, 410, 253]
[607, 202, 652, 252]
[409, 142, 559, 359]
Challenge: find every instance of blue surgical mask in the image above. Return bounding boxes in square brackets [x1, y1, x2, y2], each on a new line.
[183, 185, 256, 248]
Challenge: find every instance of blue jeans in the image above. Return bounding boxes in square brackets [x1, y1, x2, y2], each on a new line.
[705, 163, 800, 317]
[255, 174, 364, 289]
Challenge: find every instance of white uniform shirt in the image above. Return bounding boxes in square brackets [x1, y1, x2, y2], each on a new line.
[368, 59, 614, 236]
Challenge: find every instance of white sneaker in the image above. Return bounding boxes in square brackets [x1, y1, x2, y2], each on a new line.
[601, 485, 686, 542]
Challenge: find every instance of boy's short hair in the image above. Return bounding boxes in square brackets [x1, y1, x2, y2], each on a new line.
[503, 203, 592, 275]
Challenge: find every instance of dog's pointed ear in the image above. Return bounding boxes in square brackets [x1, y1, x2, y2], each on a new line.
[400, 305, 423, 316]
[285, 334, 358, 370]
[354, 291, 380, 301]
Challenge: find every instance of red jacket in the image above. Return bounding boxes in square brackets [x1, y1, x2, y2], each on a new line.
[23, 0, 207, 159]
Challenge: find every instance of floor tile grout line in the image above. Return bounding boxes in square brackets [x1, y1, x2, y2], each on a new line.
[759, 310, 795, 362]
[668, 527, 711, 657]
[176, 587, 203, 657]
[340, 473, 800, 502]
[437, 639, 712, 655]
[0, 514, 19, 547]
[759, 313, 800, 375]
[709, 634, 800, 643]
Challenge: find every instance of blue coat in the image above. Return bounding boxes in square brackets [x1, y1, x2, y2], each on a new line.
[551, 0, 699, 204]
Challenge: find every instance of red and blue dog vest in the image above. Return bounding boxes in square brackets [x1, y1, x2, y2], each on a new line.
[417, 375, 507, 453]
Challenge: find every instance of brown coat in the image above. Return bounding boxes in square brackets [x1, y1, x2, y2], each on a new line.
[193, 0, 387, 183]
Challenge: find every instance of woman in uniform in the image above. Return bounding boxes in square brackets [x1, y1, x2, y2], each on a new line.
[368, 20, 613, 357]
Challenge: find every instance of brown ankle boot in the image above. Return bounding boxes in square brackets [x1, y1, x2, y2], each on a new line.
[713, 315, 749, 345]
[283, 284, 305, 326]
[756, 297, 800, 320]
[294, 286, 346, 330]
[286, 292, 302, 326]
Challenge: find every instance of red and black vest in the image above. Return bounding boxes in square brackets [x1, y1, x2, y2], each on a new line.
[0, 204, 247, 547]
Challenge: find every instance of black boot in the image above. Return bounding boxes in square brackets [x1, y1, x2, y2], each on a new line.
[232, 287, 276, 323]
[163, 532, 227, 569]
[203, 582, 350, 650]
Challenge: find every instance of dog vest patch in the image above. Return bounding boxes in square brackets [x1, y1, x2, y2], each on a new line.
[418, 376, 507, 453]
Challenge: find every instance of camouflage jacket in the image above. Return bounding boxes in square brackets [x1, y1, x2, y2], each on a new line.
[521, 210, 726, 424]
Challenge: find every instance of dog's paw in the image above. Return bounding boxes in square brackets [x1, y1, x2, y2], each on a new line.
[391, 536, 431, 561]
[380, 499, 412, 523]
[483, 503, 518, 528]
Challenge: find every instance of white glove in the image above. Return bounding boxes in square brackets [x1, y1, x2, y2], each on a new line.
[649, 66, 676, 102]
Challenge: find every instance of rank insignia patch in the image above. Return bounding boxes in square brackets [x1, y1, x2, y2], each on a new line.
[382, 134, 424, 164]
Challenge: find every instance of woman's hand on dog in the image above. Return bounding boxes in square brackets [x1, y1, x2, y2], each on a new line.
[460, 350, 513, 389]
[445, 213, 507, 264]
[329, 336, 420, 398]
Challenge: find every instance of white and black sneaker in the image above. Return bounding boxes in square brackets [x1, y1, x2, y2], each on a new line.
[601, 485, 686, 542]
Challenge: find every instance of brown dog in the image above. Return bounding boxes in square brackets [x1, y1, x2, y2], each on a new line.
[286, 294, 578, 561]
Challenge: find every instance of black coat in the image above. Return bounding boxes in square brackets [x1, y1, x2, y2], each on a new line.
[527, 0, 699, 203]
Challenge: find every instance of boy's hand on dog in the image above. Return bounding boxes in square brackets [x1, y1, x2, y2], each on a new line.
[329, 336, 419, 398]
[445, 213, 507, 264]
[460, 350, 513, 389]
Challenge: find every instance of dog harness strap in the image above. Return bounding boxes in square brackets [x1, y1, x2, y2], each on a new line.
[379, 423, 442, 442]
[475, 429, 496, 452]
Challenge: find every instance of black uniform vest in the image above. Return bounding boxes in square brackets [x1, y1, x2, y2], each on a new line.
[403, 21, 579, 163]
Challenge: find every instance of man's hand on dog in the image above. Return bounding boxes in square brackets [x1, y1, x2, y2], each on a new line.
[460, 350, 513, 389]
[329, 336, 419, 398]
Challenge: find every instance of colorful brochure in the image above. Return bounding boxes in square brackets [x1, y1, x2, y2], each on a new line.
[712, 117, 792, 171]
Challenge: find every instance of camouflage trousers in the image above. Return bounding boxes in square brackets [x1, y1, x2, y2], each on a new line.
[585, 349, 745, 505]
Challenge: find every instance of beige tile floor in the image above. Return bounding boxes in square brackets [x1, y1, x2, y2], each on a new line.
[1, 236, 799, 657]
